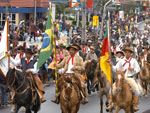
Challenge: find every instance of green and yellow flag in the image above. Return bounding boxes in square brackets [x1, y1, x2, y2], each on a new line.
[37, 8, 54, 69]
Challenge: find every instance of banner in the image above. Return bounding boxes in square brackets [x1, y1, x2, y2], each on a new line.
[0, 57, 8, 78]
[93, 16, 99, 27]
[0, 18, 9, 78]
[87, 0, 93, 11]
[0, 19, 8, 60]
[119, 11, 124, 20]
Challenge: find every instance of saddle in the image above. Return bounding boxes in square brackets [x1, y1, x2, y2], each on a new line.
[25, 73, 39, 105]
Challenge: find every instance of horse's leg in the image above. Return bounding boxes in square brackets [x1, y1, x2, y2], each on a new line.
[14, 105, 21, 113]
[71, 106, 77, 113]
[125, 106, 131, 113]
[76, 103, 80, 113]
[145, 80, 148, 97]
[87, 80, 91, 95]
[26, 106, 32, 113]
[61, 105, 67, 113]
[115, 105, 120, 113]
[100, 94, 103, 113]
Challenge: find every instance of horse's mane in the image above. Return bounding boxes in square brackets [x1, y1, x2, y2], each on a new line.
[8, 68, 25, 80]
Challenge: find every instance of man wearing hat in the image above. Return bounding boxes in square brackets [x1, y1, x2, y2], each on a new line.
[10, 48, 46, 103]
[51, 44, 88, 104]
[106, 47, 141, 111]
[15, 46, 26, 61]
[86, 46, 98, 61]
[59, 44, 69, 60]
[116, 50, 124, 63]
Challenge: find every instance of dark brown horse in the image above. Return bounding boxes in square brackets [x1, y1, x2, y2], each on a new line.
[59, 75, 80, 113]
[85, 59, 98, 95]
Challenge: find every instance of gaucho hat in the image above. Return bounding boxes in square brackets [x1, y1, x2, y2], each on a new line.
[66, 44, 81, 51]
[122, 47, 134, 53]
[26, 48, 34, 55]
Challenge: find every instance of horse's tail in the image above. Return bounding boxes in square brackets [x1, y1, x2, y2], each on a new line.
[32, 92, 41, 112]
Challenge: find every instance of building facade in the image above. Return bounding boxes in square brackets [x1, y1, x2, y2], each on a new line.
[0, 0, 49, 25]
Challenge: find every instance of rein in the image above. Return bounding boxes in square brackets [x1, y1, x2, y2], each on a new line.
[10, 71, 30, 95]
[62, 84, 74, 102]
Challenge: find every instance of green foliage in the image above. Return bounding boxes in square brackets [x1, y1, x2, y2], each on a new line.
[56, 3, 67, 15]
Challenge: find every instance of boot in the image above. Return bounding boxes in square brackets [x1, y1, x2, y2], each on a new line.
[80, 91, 88, 105]
[133, 96, 139, 111]
[106, 96, 114, 111]
[51, 95, 60, 104]
[41, 98, 46, 103]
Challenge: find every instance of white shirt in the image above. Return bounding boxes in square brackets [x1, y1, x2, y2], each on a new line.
[10, 56, 39, 74]
[15, 53, 26, 61]
[113, 57, 140, 77]
[66, 57, 74, 74]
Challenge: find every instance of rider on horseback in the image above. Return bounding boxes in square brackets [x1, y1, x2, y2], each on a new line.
[106, 47, 141, 112]
[10, 48, 46, 103]
[52, 44, 88, 104]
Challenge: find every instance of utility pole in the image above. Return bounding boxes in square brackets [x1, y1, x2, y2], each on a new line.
[81, 0, 86, 43]
[99, 0, 111, 39]
[76, 10, 79, 27]
[6, 0, 9, 18]
[34, 0, 37, 24]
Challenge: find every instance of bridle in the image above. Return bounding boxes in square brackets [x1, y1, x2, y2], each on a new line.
[63, 82, 74, 102]
[9, 71, 29, 95]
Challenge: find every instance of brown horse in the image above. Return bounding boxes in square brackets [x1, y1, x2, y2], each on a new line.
[114, 70, 134, 113]
[59, 76, 80, 113]
[139, 56, 150, 97]
[97, 68, 112, 113]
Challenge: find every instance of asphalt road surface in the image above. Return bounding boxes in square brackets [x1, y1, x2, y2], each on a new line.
[0, 83, 150, 113]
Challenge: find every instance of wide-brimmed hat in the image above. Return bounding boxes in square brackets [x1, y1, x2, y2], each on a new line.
[66, 44, 80, 51]
[116, 51, 124, 56]
[25, 48, 33, 55]
[122, 47, 134, 53]
[90, 46, 95, 50]
[59, 44, 65, 48]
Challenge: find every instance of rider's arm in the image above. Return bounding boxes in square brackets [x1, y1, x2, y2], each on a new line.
[10, 57, 21, 66]
[74, 57, 84, 71]
[56, 57, 66, 69]
[133, 59, 140, 74]
[29, 62, 39, 74]
[112, 59, 123, 72]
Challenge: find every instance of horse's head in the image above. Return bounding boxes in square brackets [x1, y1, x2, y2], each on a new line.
[62, 77, 74, 101]
[140, 56, 146, 69]
[91, 59, 97, 68]
[5, 68, 16, 92]
[6, 68, 23, 92]
[115, 70, 126, 93]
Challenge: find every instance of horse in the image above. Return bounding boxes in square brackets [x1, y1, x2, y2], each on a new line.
[114, 70, 134, 113]
[59, 76, 80, 113]
[97, 67, 111, 113]
[6, 68, 41, 113]
[139, 55, 150, 97]
[85, 59, 98, 95]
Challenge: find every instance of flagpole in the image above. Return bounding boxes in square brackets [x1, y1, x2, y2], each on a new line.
[107, 11, 113, 90]
[6, 17, 10, 68]
[49, 2, 58, 95]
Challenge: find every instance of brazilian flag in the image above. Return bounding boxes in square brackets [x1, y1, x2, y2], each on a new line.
[37, 8, 54, 69]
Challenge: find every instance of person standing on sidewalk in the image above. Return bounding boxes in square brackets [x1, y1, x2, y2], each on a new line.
[0, 73, 8, 107]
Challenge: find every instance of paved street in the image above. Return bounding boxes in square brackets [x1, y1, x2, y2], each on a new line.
[0, 83, 150, 113]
